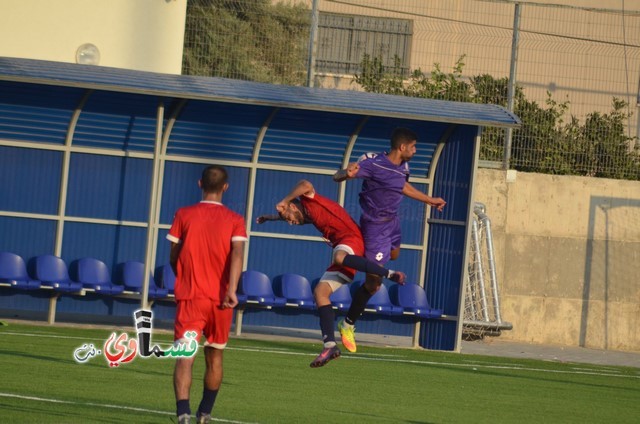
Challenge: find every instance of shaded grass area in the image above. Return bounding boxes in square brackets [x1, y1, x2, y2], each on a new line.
[0, 322, 639, 423]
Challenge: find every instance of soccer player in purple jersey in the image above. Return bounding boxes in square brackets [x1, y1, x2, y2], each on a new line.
[333, 127, 446, 352]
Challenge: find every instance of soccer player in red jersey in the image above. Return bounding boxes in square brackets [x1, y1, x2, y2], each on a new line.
[167, 165, 248, 424]
[256, 179, 405, 367]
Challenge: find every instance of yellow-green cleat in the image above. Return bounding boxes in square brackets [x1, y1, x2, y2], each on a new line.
[338, 319, 357, 353]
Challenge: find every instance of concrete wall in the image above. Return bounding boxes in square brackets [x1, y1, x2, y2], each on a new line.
[474, 169, 640, 352]
[0, 0, 187, 74]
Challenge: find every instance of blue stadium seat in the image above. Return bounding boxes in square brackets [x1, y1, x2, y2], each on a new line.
[329, 283, 352, 311]
[238, 270, 285, 308]
[121, 261, 169, 299]
[388, 283, 443, 318]
[275, 273, 316, 310]
[0, 251, 41, 290]
[34, 254, 83, 293]
[236, 291, 248, 304]
[75, 257, 124, 296]
[155, 264, 175, 296]
[351, 281, 403, 315]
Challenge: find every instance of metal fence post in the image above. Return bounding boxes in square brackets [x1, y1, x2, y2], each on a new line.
[306, 0, 320, 88]
[503, 2, 521, 170]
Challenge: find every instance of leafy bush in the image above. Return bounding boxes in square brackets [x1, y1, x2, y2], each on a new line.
[355, 55, 640, 180]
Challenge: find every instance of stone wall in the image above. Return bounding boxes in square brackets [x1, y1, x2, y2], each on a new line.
[473, 169, 640, 352]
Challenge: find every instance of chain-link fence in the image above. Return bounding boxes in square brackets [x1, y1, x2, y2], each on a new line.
[182, 0, 640, 180]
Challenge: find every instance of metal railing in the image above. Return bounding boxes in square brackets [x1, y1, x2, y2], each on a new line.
[464, 202, 512, 337]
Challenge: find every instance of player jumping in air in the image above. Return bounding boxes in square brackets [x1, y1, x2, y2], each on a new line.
[333, 127, 446, 353]
[256, 179, 405, 367]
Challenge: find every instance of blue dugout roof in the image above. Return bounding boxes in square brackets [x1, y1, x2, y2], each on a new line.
[0, 57, 520, 129]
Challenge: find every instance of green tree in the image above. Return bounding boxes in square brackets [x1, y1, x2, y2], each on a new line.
[355, 54, 640, 180]
[579, 98, 640, 179]
[183, 0, 309, 85]
[355, 54, 472, 101]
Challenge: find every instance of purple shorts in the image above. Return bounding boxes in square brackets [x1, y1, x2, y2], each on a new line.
[360, 216, 401, 265]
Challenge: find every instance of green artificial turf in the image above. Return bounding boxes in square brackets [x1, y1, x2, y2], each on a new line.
[0, 322, 638, 423]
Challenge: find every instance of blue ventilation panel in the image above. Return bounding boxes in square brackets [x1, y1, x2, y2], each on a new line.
[74, 90, 158, 152]
[260, 109, 362, 168]
[0, 146, 62, 215]
[160, 162, 250, 224]
[66, 153, 152, 222]
[168, 100, 270, 161]
[0, 81, 79, 145]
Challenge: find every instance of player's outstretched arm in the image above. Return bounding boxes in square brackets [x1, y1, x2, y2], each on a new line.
[275, 179, 315, 214]
[256, 214, 283, 224]
[402, 182, 446, 212]
[278, 180, 315, 206]
[333, 162, 359, 182]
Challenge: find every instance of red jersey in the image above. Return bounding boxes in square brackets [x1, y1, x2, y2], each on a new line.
[299, 193, 364, 280]
[299, 193, 363, 248]
[167, 201, 248, 301]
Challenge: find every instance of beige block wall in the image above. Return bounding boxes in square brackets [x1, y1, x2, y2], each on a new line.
[474, 169, 640, 352]
[0, 0, 187, 74]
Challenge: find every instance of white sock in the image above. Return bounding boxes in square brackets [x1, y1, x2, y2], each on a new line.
[324, 341, 337, 348]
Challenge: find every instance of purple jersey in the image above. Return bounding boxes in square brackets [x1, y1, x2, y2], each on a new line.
[356, 152, 409, 222]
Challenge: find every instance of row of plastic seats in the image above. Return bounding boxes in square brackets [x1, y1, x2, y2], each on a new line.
[238, 270, 442, 318]
[0, 251, 441, 318]
[0, 252, 175, 299]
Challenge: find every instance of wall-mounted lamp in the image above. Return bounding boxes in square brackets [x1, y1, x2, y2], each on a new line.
[76, 43, 100, 65]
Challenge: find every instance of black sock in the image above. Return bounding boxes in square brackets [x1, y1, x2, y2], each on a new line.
[342, 255, 390, 278]
[346, 284, 373, 324]
[318, 304, 336, 345]
[197, 389, 218, 416]
[176, 399, 190, 417]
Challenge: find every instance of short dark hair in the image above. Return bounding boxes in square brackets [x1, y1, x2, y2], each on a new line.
[201, 165, 228, 193]
[390, 127, 418, 150]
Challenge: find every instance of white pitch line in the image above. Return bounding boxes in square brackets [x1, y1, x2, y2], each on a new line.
[0, 330, 106, 341]
[0, 393, 257, 424]
[1, 330, 637, 379]
[340, 355, 640, 379]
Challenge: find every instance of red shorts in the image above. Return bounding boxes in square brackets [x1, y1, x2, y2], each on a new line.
[326, 236, 365, 280]
[174, 298, 233, 349]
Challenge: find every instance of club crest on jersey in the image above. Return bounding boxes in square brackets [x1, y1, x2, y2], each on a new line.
[357, 152, 378, 163]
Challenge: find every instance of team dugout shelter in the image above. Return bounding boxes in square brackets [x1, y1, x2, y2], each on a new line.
[0, 57, 519, 352]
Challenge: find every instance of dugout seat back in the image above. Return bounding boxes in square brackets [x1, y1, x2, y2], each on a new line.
[275, 273, 315, 309]
[238, 270, 285, 308]
[120, 261, 168, 298]
[76, 257, 124, 296]
[0, 251, 41, 290]
[34, 254, 82, 293]
[351, 281, 403, 315]
[156, 264, 176, 295]
[388, 283, 443, 318]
